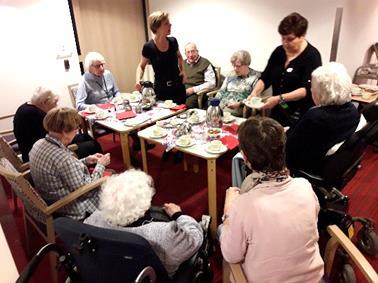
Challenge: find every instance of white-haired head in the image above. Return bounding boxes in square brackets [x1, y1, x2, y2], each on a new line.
[311, 62, 352, 106]
[84, 51, 105, 71]
[30, 86, 59, 112]
[99, 169, 155, 226]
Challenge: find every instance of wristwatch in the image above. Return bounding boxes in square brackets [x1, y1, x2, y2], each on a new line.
[221, 214, 229, 222]
[279, 94, 289, 109]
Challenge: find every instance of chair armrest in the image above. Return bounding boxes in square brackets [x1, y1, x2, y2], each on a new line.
[19, 162, 30, 172]
[206, 89, 219, 98]
[223, 260, 248, 283]
[325, 225, 378, 282]
[44, 176, 108, 215]
[229, 263, 248, 283]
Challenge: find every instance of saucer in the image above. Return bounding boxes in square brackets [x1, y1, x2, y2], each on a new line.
[149, 130, 167, 139]
[161, 103, 177, 109]
[204, 143, 227, 154]
[244, 100, 265, 109]
[175, 139, 195, 148]
[223, 116, 236, 123]
[188, 117, 205, 124]
[95, 115, 109, 120]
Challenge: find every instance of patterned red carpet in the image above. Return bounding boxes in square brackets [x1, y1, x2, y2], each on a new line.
[1, 134, 377, 282]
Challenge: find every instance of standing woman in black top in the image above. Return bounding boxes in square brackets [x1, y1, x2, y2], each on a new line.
[248, 12, 322, 126]
[135, 11, 186, 105]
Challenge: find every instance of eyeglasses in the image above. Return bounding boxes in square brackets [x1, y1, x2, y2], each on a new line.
[233, 64, 243, 69]
[92, 63, 105, 69]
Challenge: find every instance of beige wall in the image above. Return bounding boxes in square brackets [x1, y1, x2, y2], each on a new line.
[148, 0, 378, 78]
[72, 0, 146, 92]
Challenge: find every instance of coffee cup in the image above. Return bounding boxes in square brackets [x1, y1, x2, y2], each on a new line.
[209, 140, 222, 151]
[153, 126, 163, 136]
[164, 100, 173, 107]
[362, 91, 372, 100]
[178, 135, 191, 145]
[88, 105, 97, 112]
[250, 97, 262, 106]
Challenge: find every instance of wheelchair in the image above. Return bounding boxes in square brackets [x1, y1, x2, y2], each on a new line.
[16, 211, 213, 283]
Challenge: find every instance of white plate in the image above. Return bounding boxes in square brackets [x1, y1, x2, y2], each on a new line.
[244, 100, 265, 109]
[223, 117, 236, 123]
[204, 143, 228, 154]
[121, 93, 141, 103]
[161, 103, 177, 109]
[188, 118, 205, 124]
[149, 131, 167, 139]
[95, 115, 109, 120]
[175, 139, 195, 148]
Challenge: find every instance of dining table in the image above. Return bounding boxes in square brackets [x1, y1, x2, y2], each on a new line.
[80, 101, 186, 169]
[137, 109, 245, 236]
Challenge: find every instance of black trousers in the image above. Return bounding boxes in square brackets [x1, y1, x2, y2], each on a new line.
[154, 82, 186, 105]
[71, 133, 103, 159]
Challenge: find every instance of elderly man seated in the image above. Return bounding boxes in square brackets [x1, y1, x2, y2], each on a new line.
[183, 42, 216, 108]
[29, 107, 111, 220]
[215, 50, 260, 116]
[76, 51, 120, 111]
[286, 62, 362, 174]
[85, 169, 203, 277]
[14, 86, 102, 162]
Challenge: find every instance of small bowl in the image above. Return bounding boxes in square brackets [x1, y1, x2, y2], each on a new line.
[207, 128, 222, 138]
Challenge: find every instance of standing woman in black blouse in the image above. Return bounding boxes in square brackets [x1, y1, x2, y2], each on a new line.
[135, 11, 186, 105]
[248, 12, 322, 126]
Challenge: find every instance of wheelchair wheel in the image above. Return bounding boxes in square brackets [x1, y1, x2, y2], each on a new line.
[357, 228, 378, 255]
[338, 264, 356, 283]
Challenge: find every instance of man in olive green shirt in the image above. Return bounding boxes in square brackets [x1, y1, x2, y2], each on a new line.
[183, 43, 216, 108]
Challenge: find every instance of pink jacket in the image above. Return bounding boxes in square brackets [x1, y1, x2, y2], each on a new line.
[220, 176, 324, 283]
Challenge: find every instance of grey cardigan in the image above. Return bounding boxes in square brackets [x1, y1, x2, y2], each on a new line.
[84, 210, 203, 277]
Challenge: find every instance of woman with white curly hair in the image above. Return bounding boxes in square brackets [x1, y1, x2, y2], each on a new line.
[84, 169, 203, 277]
[286, 62, 362, 174]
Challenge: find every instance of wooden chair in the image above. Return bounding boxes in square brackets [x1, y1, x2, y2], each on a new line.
[197, 66, 223, 109]
[67, 83, 79, 108]
[0, 157, 107, 283]
[222, 224, 378, 283]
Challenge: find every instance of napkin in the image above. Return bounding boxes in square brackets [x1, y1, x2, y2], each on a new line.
[80, 111, 92, 117]
[220, 135, 239, 150]
[103, 170, 113, 177]
[97, 103, 114, 110]
[116, 110, 136, 120]
[171, 104, 187, 111]
[223, 123, 239, 135]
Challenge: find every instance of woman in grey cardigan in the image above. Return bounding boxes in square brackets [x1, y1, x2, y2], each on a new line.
[84, 169, 203, 277]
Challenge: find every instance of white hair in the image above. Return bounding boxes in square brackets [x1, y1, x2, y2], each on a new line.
[231, 50, 251, 66]
[99, 169, 155, 226]
[84, 51, 105, 71]
[30, 86, 59, 105]
[311, 62, 352, 106]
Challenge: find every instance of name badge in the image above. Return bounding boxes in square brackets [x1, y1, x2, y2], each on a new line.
[286, 67, 293, 73]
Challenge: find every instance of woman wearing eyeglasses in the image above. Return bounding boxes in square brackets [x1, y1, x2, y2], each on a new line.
[248, 12, 322, 126]
[76, 51, 120, 111]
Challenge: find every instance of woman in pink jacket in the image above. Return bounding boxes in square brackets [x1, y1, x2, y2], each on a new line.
[220, 117, 324, 282]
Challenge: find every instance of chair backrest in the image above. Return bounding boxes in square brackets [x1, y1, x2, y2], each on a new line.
[67, 83, 79, 108]
[321, 119, 378, 189]
[54, 217, 172, 283]
[0, 134, 28, 172]
[213, 66, 223, 89]
[0, 158, 48, 223]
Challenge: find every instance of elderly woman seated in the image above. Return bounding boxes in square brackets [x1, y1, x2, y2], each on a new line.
[286, 62, 362, 174]
[29, 107, 111, 220]
[84, 169, 203, 277]
[76, 51, 120, 111]
[215, 50, 260, 116]
[220, 117, 324, 282]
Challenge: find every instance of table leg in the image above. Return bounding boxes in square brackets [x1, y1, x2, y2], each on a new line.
[207, 159, 217, 238]
[119, 133, 131, 169]
[140, 137, 148, 173]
